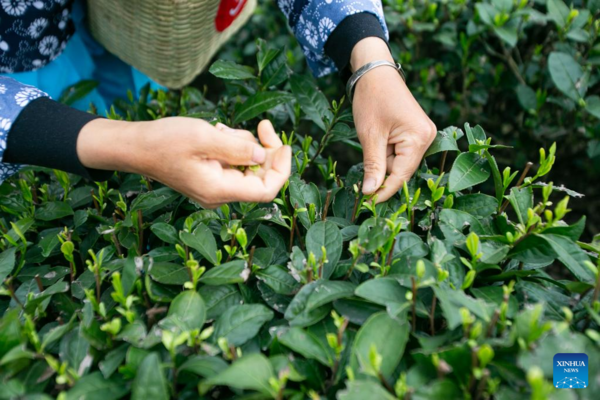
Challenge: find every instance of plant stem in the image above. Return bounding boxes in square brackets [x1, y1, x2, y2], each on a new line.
[351, 182, 362, 223]
[411, 276, 417, 332]
[247, 246, 256, 270]
[430, 295, 437, 336]
[289, 213, 297, 251]
[439, 151, 448, 173]
[91, 189, 100, 214]
[69, 261, 75, 284]
[486, 309, 500, 338]
[474, 369, 489, 400]
[322, 190, 332, 221]
[137, 210, 144, 256]
[34, 275, 44, 292]
[378, 372, 395, 394]
[95, 269, 101, 304]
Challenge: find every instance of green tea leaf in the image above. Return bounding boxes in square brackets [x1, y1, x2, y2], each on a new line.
[290, 74, 333, 131]
[339, 380, 395, 400]
[209, 60, 255, 80]
[180, 223, 218, 264]
[131, 353, 169, 400]
[35, 201, 74, 221]
[454, 194, 498, 219]
[179, 355, 228, 378]
[0, 247, 17, 284]
[168, 290, 206, 331]
[130, 187, 179, 214]
[200, 260, 247, 285]
[151, 223, 178, 244]
[425, 127, 461, 156]
[205, 354, 275, 396]
[66, 372, 128, 400]
[149, 262, 190, 285]
[539, 234, 595, 283]
[306, 221, 343, 279]
[233, 91, 293, 124]
[275, 326, 333, 366]
[448, 153, 491, 193]
[548, 52, 585, 101]
[350, 312, 409, 377]
[213, 304, 273, 346]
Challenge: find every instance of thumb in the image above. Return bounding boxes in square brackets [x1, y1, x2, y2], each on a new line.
[361, 133, 387, 194]
[202, 129, 266, 166]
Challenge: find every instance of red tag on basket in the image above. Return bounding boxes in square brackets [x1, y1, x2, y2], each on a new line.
[215, 0, 248, 32]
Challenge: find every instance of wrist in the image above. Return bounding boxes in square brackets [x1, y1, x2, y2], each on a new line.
[77, 119, 144, 174]
[349, 37, 394, 73]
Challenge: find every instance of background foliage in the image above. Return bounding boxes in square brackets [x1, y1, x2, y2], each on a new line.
[1, 0, 599, 399]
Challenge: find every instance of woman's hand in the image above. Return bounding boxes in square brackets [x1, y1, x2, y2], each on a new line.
[350, 37, 437, 203]
[77, 117, 291, 208]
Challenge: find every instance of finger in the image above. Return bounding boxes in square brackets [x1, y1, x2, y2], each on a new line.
[200, 127, 266, 165]
[375, 143, 423, 203]
[218, 145, 291, 203]
[360, 131, 388, 194]
[258, 120, 283, 149]
[216, 123, 258, 143]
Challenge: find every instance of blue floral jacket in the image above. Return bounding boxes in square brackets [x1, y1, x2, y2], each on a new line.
[0, 0, 387, 182]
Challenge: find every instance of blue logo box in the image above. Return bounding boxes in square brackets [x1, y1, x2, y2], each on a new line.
[553, 353, 588, 389]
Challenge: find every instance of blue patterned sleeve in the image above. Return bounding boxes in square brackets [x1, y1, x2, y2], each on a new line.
[277, 0, 389, 77]
[0, 76, 49, 182]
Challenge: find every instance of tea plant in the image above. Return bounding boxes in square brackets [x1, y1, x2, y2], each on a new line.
[0, 39, 599, 399]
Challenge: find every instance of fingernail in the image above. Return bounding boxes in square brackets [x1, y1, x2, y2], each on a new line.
[363, 178, 377, 193]
[253, 146, 266, 164]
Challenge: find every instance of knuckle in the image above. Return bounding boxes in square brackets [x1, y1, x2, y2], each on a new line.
[363, 159, 384, 174]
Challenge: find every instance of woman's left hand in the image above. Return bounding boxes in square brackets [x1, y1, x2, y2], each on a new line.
[350, 37, 437, 203]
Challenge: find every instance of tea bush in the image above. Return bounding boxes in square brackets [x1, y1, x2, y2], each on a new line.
[210, 0, 600, 236]
[1, 32, 600, 398]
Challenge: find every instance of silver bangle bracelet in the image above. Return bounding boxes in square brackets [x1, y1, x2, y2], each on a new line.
[346, 60, 406, 103]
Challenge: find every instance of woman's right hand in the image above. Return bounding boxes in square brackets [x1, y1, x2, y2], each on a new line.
[76, 117, 292, 208]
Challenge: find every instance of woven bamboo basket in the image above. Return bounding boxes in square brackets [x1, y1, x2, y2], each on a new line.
[87, 0, 257, 89]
